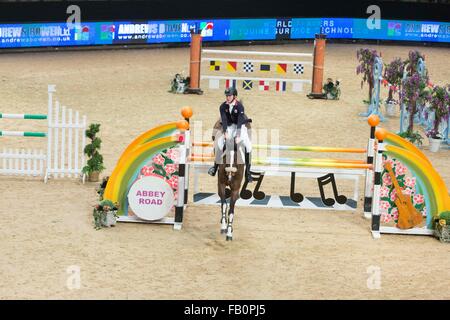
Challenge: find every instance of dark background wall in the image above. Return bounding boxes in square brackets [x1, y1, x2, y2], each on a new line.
[0, 0, 449, 23]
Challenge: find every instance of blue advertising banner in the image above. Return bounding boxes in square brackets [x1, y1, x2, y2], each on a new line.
[0, 23, 92, 48]
[228, 19, 276, 41]
[1, 18, 449, 49]
[291, 18, 321, 39]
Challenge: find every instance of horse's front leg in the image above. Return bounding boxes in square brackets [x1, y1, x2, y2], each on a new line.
[218, 170, 228, 234]
[226, 185, 240, 241]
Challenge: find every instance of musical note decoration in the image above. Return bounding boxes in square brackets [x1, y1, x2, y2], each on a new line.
[317, 173, 347, 206]
[240, 171, 266, 200]
[289, 172, 304, 203]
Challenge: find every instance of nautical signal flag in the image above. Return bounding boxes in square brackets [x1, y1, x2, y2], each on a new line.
[259, 80, 270, 91]
[243, 80, 253, 90]
[210, 61, 220, 71]
[276, 63, 287, 74]
[260, 64, 271, 72]
[226, 61, 237, 72]
[208, 78, 220, 89]
[225, 79, 237, 89]
[275, 81, 287, 92]
[293, 63, 304, 74]
[243, 62, 254, 72]
[292, 81, 303, 92]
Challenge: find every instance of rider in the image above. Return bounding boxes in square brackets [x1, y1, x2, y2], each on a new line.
[208, 87, 253, 182]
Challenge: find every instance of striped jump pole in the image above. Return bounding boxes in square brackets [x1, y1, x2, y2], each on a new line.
[192, 141, 366, 154]
[181, 107, 193, 207]
[252, 145, 366, 153]
[0, 84, 87, 182]
[0, 131, 46, 137]
[252, 158, 372, 170]
[202, 49, 313, 57]
[0, 113, 47, 120]
[0, 113, 47, 137]
[370, 128, 386, 239]
[364, 115, 380, 219]
[189, 153, 366, 165]
[174, 107, 193, 230]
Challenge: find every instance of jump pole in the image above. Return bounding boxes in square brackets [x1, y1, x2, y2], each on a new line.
[185, 30, 203, 95]
[307, 34, 327, 99]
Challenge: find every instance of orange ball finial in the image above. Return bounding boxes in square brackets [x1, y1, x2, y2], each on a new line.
[375, 128, 388, 141]
[368, 114, 380, 127]
[176, 119, 190, 131]
[181, 106, 193, 119]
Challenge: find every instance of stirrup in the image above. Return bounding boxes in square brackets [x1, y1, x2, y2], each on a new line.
[208, 166, 217, 176]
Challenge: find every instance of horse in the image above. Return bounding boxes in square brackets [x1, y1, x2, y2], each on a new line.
[212, 119, 251, 241]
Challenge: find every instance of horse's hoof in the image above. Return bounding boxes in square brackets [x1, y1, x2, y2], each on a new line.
[226, 236, 233, 241]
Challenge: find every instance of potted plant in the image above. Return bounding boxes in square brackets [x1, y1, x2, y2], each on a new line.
[434, 211, 450, 243]
[405, 50, 425, 75]
[96, 176, 109, 200]
[93, 199, 119, 229]
[383, 58, 404, 116]
[400, 73, 431, 143]
[82, 123, 105, 182]
[398, 129, 424, 147]
[356, 48, 379, 104]
[424, 85, 450, 152]
[322, 78, 341, 100]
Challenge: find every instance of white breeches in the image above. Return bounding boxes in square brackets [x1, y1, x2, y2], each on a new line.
[214, 124, 252, 165]
[216, 124, 252, 153]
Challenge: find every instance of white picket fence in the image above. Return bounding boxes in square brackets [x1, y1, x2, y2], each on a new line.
[0, 85, 87, 182]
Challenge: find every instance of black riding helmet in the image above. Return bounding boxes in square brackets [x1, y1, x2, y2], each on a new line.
[224, 87, 238, 96]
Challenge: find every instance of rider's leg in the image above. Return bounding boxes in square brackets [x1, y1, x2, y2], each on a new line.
[240, 126, 253, 182]
[208, 130, 225, 176]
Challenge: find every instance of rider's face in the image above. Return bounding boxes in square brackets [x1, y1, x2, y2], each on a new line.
[226, 95, 235, 104]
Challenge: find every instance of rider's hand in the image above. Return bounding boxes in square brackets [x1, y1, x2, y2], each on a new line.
[235, 137, 241, 144]
[224, 132, 229, 140]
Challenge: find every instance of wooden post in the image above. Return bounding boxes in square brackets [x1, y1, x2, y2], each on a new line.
[307, 34, 327, 99]
[185, 30, 203, 95]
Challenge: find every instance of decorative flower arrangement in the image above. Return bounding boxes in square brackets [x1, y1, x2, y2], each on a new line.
[96, 176, 109, 200]
[424, 85, 450, 139]
[434, 211, 450, 243]
[93, 199, 119, 229]
[356, 48, 379, 103]
[379, 155, 426, 225]
[322, 78, 341, 100]
[383, 57, 404, 104]
[399, 72, 431, 145]
[139, 147, 180, 196]
[405, 50, 426, 75]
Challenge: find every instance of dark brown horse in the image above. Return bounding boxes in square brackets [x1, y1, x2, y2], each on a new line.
[212, 120, 251, 241]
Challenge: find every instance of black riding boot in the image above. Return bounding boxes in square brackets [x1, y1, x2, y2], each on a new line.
[208, 163, 219, 176]
[245, 152, 253, 182]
